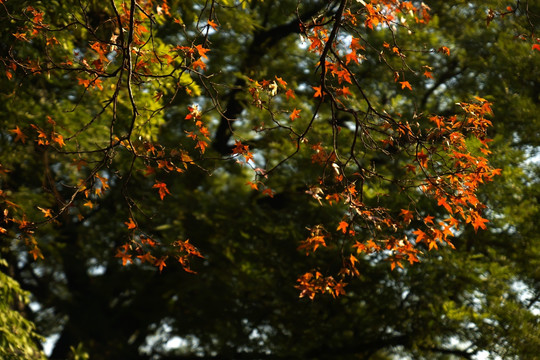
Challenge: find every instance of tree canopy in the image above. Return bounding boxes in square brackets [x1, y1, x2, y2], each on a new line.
[0, 0, 539, 359]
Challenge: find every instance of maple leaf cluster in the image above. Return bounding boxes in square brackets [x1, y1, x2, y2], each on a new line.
[2, 0, 522, 297]
[115, 216, 204, 274]
[291, 96, 500, 298]
[185, 105, 210, 154]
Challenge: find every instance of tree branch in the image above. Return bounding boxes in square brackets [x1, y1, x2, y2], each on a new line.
[212, 4, 327, 155]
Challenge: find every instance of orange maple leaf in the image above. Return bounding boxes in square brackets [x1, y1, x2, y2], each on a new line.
[412, 229, 426, 243]
[198, 126, 210, 139]
[275, 76, 287, 88]
[155, 256, 168, 272]
[78, 78, 91, 88]
[138, 237, 154, 247]
[285, 89, 295, 100]
[424, 215, 435, 225]
[153, 180, 171, 200]
[243, 150, 254, 163]
[437, 197, 453, 214]
[93, 78, 104, 91]
[52, 133, 65, 147]
[10, 126, 28, 143]
[350, 37, 364, 51]
[137, 252, 157, 264]
[445, 216, 460, 228]
[400, 81, 412, 90]
[429, 115, 444, 129]
[134, 24, 149, 35]
[125, 217, 137, 229]
[439, 46, 450, 56]
[95, 173, 109, 191]
[472, 214, 489, 232]
[29, 247, 44, 260]
[195, 44, 210, 59]
[262, 188, 275, 198]
[38, 207, 53, 218]
[207, 19, 218, 30]
[417, 150, 429, 168]
[308, 36, 323, 52]
[192, 59, 206, 71]
[400, 209, 414, 223]
[115, 249, 132, 266]
[333, 281, 347, 297]
[12, 32, 28, 41]
[232, 140, 247, 155]
[423, 70, 433, 79]
[344, 51, 358, 65]
[440, 222, 454, 237]
[290, 108, 301, 121]
[337, 221, 348, 234]
[196, 139, 208, 153]
[337, 86, 352, 98]
[246, 181, 259, 190]
[312, 86, 323, 98]
[404, 164, 416, 173]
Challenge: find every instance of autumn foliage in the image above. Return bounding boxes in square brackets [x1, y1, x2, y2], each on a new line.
[2, 0, 536, 300]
